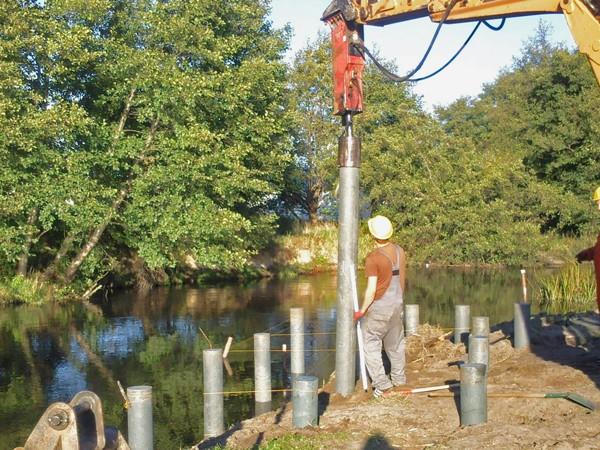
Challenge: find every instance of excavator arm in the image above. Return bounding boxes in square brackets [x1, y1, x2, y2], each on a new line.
[322, 0, 600, 116]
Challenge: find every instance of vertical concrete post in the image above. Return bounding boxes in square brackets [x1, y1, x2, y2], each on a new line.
[203, 348, 224, 438]
[254, 401, 272, 416]
[454, 304, 470, 345]
[472, 316, 490, 337]
[404, 304, 419, 336]
[254, 333, 272, 406]
[292, 375, 319, 428]
[514, 302, 531, 349]
[290, 307, 305, 375]
[468, 335, 490, 372]
[127, 385, 153, 450]
[460, 363, 487, 426]
[335, 116, 360, 396]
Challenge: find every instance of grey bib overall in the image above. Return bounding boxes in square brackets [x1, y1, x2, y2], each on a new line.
[362, 245, 406, 390]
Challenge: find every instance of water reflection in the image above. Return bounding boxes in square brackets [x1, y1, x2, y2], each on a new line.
[0, 268, 547, 449]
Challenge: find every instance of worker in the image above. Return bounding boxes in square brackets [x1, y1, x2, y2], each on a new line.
[576, 187, 600, 313]
[354, 215, 407, 397]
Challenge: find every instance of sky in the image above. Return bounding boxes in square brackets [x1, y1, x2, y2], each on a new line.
[269, 0, 577, 111]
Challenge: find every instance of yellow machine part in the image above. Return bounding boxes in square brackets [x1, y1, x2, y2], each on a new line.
[344, 0, 600, 86]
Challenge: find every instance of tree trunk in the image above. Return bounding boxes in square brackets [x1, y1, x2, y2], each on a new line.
[307, 183, 321, 225]
[19, 330, 44, 405]
[42, 233, 75, 280]
[308, 202, 319, 225]
[16, 208, 39, 276]
[112, 87, 136, 148]
[45, 88, 136, 281]
[61, 118, 159, 284]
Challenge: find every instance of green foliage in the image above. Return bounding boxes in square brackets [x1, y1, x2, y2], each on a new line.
[437, 21, 599, 237]
[139, 334, 179, 366]
[359, 64, 550, 264]
[282, 33, 339, 222]
[281, 26, 600, 266]
[0, 0, 292, 290]
[536, 263, 596, 313]
[0, 275, 51, 305]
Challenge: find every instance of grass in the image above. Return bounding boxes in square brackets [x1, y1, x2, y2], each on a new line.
[0, 274, 52, 305]
[210, 431, 351, 450]
[259, 431, 351, 450]
[536, 263, 597, 314]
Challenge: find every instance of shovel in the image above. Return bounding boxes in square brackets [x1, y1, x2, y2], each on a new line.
[429, 391, 596, 411]
[394, 383, 459, 396]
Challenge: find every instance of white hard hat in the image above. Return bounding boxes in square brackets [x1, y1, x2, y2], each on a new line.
[368, 215, 393, 240]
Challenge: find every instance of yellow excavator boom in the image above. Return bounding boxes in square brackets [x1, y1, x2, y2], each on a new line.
[323, 0, 600, 91]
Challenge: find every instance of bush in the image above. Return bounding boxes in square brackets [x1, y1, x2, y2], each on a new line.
[277, 222, 377, 272]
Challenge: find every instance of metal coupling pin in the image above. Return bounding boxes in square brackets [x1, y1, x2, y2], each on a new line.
[47, 409, 70, 430]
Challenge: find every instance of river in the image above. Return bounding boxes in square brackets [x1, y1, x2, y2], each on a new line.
[0, 267, 542, 449]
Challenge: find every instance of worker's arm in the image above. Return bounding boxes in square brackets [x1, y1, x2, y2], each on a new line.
[360, 276, 378, 314]
[577, 247, 595, 262]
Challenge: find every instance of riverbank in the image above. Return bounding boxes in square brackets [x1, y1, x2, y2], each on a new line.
[1, 221, 591, 306]
[199, 314, 600, 449]
[268, 223, 594, 276]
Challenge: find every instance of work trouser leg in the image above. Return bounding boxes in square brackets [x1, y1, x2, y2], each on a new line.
[362, 312, 393, 391]
[383, 305, 406, 386]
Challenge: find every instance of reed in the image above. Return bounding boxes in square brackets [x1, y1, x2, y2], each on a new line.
[536, 264, 596, 314]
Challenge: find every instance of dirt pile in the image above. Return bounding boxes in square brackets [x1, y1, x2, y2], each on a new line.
[199, 316, 600, 449]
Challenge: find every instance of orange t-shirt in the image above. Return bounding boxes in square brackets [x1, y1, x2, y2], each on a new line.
[365, 244, 400, 300]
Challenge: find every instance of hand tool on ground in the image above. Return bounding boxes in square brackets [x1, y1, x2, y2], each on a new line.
[429, 391, 596, 411]
[349, 263, 369, 391]
[394, 383, 459, 396]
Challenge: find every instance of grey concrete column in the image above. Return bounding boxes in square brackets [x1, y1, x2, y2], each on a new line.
[468, 335, 490, 372]
[254, 333, 271, 404]
[472, 316, 490, 337]
[127, 385, 153, 450]
[460, 363, 487, 426]
[254, 401, 272, 416]
[454, 304, 470, 345]
[404, 304, 419, 336]
[203, 348, 224, 438]
[335, 165, 359, 396]
[290, 308, 305, 375]
[514, 302, 531, 349]
[292, 375, 319, 428]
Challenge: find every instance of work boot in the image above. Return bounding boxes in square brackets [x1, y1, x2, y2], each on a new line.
[373, 387, 393, 399]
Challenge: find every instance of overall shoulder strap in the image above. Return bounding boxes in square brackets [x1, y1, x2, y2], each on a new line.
[377, 245, 401, 275]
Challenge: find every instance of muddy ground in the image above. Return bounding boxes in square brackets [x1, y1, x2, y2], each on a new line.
[199, 315, 600, 449]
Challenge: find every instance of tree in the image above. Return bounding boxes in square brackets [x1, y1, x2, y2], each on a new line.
[284, 33, 339, 223]
[0, 0, 292, 289]
[437, 21, 600, 235]
[358, 63, 559, 264]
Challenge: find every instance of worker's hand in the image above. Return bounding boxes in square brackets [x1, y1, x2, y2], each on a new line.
[575, 252, 584, 263]
[353, 311, 364, 321]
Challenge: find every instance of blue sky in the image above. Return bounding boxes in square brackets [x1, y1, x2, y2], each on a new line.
[269, 0, 576, 110]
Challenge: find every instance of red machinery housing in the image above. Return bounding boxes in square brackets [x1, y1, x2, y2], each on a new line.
[325, 16, 366, 116]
